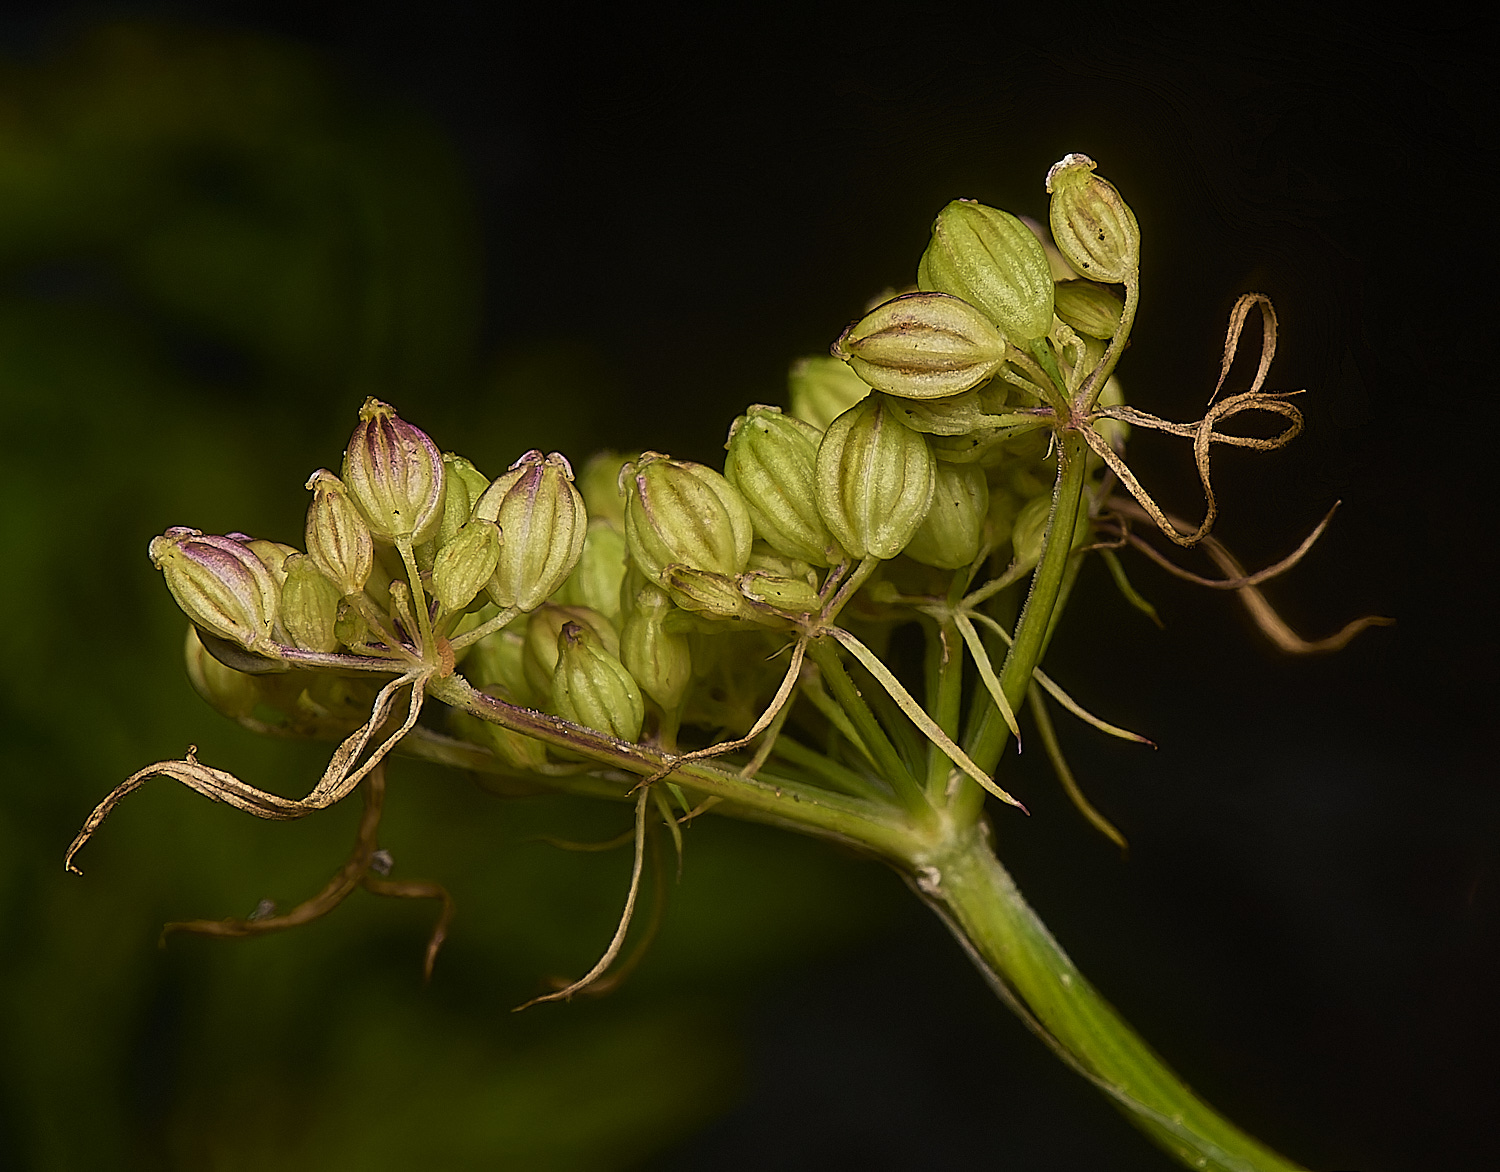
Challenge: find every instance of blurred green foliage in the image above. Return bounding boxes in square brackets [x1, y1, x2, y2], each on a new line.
[0, 23, 902, 1169]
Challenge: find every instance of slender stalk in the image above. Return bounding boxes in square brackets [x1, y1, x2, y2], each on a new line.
[770, 735, 891, 803]
[427, 673, 916, 858]
[1077, 276, 1139, 413]
[924, 619, 965, 803]
[912, 826, 1305, 1172]
[804, 635, 929, 819]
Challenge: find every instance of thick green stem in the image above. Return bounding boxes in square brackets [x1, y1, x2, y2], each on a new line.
[956, 429, 1088, 824]
[912, 826, 1304, 1171]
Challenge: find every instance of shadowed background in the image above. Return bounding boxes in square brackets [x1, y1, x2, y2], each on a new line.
[0, 6, 1491, 1170]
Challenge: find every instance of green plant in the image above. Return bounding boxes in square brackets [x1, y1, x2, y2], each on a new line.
[66, 154, 1386, 1171]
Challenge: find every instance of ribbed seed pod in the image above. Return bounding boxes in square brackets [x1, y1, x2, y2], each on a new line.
[553, 520, 628, 621]
[149, 527, 280, 653]
[834, 292, 1007, 400]
[814, 398, 936, 560]
[473, 450, 587, 612]
[522, 604, 618, 703]
[904, 461, 989, 569]
[1053, 280, 1125, 340]
[1011, 492, 1094, 570]
[1046, 154, 1141, 284]
[241, 539, 298, 587]
[430, 453, 490, 555]
[918, 200, 1055, 344]
[279, 554, 342, 653]
[551, 622, 644, 743]
[622, 452, 753, 585]
[661, 565, 758, 621]
[432, 519, 502, 612]
[787, 356, 868, 430]
[576, 451, 633, 528]
[304, 470, 374, 595]
[620, 577, 693, 713]
[341, 398, 447, 546]
[724, 405, 843, 566]
[738, 572, 820, 614]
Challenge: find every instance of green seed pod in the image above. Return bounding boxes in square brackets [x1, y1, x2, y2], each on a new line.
[240, 538, 298, 587]
[986, 484, 1022, 550]
[1046, 154, 1141, 284]
[1053, 280, 1125, 340]
[551, 622, 644, 743]
[876, 389, 1004, 437]
[473, 450, 588, 612]
[918, 200, 1055, 344]
[182, 626, 265, 725]
[576, 451, 633, 528]
[522, 604, 618, 703]
[462, 624, 531, 704]
[788, 355, 868, 430]
[341, 398, 447, 546]
[834, 292, 1007, 400]
[279, 554, 342, 653]
[661, 564, 758, 621]
[815, 398, 936, 560]
[620, 578, 693, 713]
[745, 547, 816, 582]
[185, 627, 384, 739]
[149, 527, 280, 653]
[724, 405, 843, 566]
[433, 453, 490, 552]
[622, 452, 753, 586]
[304, 469, 374, 595]
[739, 571, 820, 614]
[1011, 492, 1094, 570]
[333, 599, 370, 650]
[553, 519, 628, 621]
[904, 461, 989, 569]
[925, 429, 1006, 465]
[432, 519, 502, 613]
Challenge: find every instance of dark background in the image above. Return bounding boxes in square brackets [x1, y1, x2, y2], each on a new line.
[0, 5, 1491, 1170]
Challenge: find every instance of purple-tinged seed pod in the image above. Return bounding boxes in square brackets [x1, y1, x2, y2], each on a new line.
[149, 526, 280, 653]
[341, 398, 446, 546]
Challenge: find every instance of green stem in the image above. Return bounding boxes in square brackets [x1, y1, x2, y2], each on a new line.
[1027, 337, 1070, 409]
[427, 673, 915, 857]
[396, 537, 437, 655]
[956, 430, 1088, 825]
[1078, 276, 1139, 414]
[770, 735, 891, 803]
[924, 619, 964, 803]
[431, 608, 1306, 1171]
[912, 826, 1305, 1172]
[805, 635, 929, 819]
